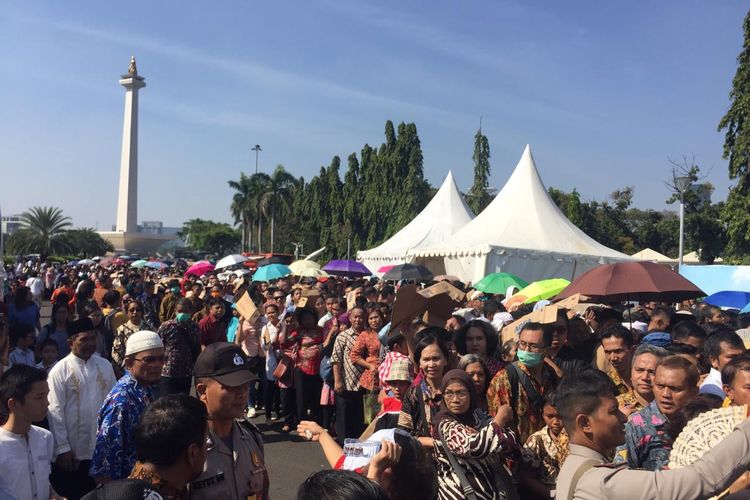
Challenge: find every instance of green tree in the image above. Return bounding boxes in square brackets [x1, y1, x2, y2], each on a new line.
[259, 165, 298, 253]
[719, 10, 750, 260]
[179, 219, 240, 255]
[228, 172, 257, 252]
[60, 228, 114, 257]
[467, 127, 491, 214]
[7, 206, 73, 259]
[566, 189, 583, 227]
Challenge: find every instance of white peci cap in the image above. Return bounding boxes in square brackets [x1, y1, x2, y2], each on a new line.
[125, 330, 164, 357]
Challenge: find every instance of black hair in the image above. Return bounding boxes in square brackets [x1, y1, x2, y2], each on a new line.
[175, 297, 194, 313]
[0, 364, 48, 413]
[13, 286, 30, 309]
[389, 432, 438, 500]
[454, 320, 499, 357]
[9, 323, 34, 347]
[363, 286, 377, 298]
[264, 302, 279, 313]
[704, 329, 745, 361]
[102, 289, 121, 307]
[297, 470, 389, 500]
[39, 338, 59, 352]
[48, 301, 71, 326]
[76, 279, 95, 302]
[556, 369, 617, 432]
[414, 332, 450, 364]
[667, 393, 723, 439]
[587, 306, 623, 325]
[542, 390, 558, 409]
[658, 355, 701, 388]
[206, 297, 225, 309]
[81, 302, 102, 318]
[599, 324, 634, 347]
[135, 394, 208, 467]
[519, 321, 554, 348]
[665, 342, 699, 357]
[380, 285, 395, 298]
[672, 321, 707, 342]
[721, 353, 750, 387]
[295, 307, 317, 324]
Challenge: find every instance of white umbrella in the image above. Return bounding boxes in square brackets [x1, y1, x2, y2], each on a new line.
[215, 254, 249, 270]
[77, 258, 96, 266]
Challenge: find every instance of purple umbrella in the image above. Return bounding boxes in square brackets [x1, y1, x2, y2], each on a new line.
[322, 260, 372, 278]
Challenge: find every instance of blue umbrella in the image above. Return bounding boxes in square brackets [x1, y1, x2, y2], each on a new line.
[704, 290, 750, 310]
[144, 261, 167, 270]
[252, 263, 291, 282]
[740, 301, 750, 314]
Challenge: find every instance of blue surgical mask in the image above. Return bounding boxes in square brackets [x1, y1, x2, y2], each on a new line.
[176, 312, 190, 323]
[516, 349, 544, 367]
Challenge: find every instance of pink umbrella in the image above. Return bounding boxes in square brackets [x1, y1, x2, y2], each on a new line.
[185, 260, 215, 277]
[377, 265, 396, 274]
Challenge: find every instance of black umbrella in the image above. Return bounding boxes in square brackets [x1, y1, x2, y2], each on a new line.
[382, 263, 434, 282]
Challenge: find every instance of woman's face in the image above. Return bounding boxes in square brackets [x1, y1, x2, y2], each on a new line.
[293, 289, 302, 301]
[466, 327, 487, 357]
[265, 307, 278, 323]
[419, 343, 446, 381]
[127, 302, 143, 323]
[444, 381, 471, 415]
[315, 297, 326, 314]
[464, 362, 487, 395]
[367, 311, 383, 331]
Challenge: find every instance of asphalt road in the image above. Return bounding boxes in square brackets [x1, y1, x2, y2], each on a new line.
[40, 301, 327, 498]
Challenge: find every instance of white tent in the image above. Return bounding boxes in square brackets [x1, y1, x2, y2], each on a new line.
[357, 171, 474, 271]
[682, 251, 723, 264]
[631, 248, 677, 265]
[411, 145, 631, 283]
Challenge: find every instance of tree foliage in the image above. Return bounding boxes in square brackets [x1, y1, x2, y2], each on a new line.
[180, 219, 240, 256]
[59, 228, 114, 257]
[227, 120, 431, 260]
[467, 127, 491, 214]
[6, 206, 73, 258]
[719, 9, 750, 261]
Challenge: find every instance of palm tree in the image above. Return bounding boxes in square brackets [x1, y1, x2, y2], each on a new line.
[229, 172, 272, 253]
[259, 165, 298, 252]
[8, 206, 73, 259]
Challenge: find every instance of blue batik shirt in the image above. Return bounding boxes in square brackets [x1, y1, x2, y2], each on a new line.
[89, 372, 154, 480]
[614, 400, 673, 471]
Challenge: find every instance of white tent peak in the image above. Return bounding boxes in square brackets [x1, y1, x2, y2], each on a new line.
[357, 170, 474, 264]
[631, 248, 676, 263]
[411, 145, 630, 282]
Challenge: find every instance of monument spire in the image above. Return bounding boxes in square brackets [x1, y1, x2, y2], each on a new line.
[115, 56, 146, 233]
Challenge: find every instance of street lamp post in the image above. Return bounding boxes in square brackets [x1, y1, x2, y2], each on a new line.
[675, 175, 692, 270]
[252, 144, 262, 174]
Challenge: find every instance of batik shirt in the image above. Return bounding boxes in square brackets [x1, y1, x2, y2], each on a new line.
[157, 319, 201, 379]
[130, 461, 188, 499]
[521, 426, 563, 487]
[616, 389, 648, 415]
[330, 327, 363, 392]
[90, 372, 155, 480]
[614, 400, 672, 471]
[607, 366, 631, 396]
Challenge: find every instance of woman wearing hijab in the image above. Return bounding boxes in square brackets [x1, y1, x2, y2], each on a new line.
[433, 369, 519, 500]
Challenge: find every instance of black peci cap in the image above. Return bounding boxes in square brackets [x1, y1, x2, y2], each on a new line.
[194, 342, 257, 387]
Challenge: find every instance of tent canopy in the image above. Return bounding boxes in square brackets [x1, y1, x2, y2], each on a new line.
[357, 171, 474, 268]
[631, 248, 677, 264]
[412, 145, 631, 283]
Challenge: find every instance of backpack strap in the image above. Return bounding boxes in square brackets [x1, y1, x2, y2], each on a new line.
[504, 363, 520, 427]
[415, 385, 431, 437]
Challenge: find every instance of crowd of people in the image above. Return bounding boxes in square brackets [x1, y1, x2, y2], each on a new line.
[3, 257, 750, 499]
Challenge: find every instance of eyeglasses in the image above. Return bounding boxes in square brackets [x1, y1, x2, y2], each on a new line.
[133, 355, 165, 364]
[518, 340, 545, 352]
[444, 390, 470, 400]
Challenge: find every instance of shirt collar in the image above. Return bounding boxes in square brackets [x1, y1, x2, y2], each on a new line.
[568, 443, 606, 462]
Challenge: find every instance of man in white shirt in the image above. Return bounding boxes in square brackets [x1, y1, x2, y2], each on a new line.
[47, 318, 116, 499]
[0, 364, 57, 500]
[25, 271, 44, 308]
[700, 329, 745, 399]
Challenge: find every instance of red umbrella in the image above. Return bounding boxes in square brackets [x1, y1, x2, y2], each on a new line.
[185, 260, 215, 277]
[555, 261, 704, 303]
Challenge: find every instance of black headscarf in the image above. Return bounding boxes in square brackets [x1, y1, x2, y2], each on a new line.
[433, 369, 479, 430]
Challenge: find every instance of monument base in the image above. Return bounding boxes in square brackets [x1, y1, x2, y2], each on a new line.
[98, 231, 173, 255]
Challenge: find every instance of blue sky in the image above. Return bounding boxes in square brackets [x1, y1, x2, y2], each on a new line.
[1, 1, 747, 229]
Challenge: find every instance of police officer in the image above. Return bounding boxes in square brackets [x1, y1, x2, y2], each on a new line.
[555, 368, 750, 500]
[190, 342, 269, 500]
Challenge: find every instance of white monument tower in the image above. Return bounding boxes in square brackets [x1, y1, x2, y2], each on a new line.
[115, 56, 145, 233]
[100, 57, 169, 254]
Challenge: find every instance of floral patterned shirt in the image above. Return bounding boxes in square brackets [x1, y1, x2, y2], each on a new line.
[349, 329, 382, 391]
[90, 372, 155, 480]
[521, 426, 563, 487]
[112, 320, 155, 367]
[157, 319, 202, 379]
[486, 363, 558, 443]
[614, 400, 672, 470]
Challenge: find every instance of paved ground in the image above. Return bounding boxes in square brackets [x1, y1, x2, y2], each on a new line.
[40, 301, 326, 498]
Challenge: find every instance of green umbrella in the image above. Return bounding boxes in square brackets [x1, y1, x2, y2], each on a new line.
[511, 278, 571, 304]
[130, 259, 148, 268]
[473, 272, 529, 294]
